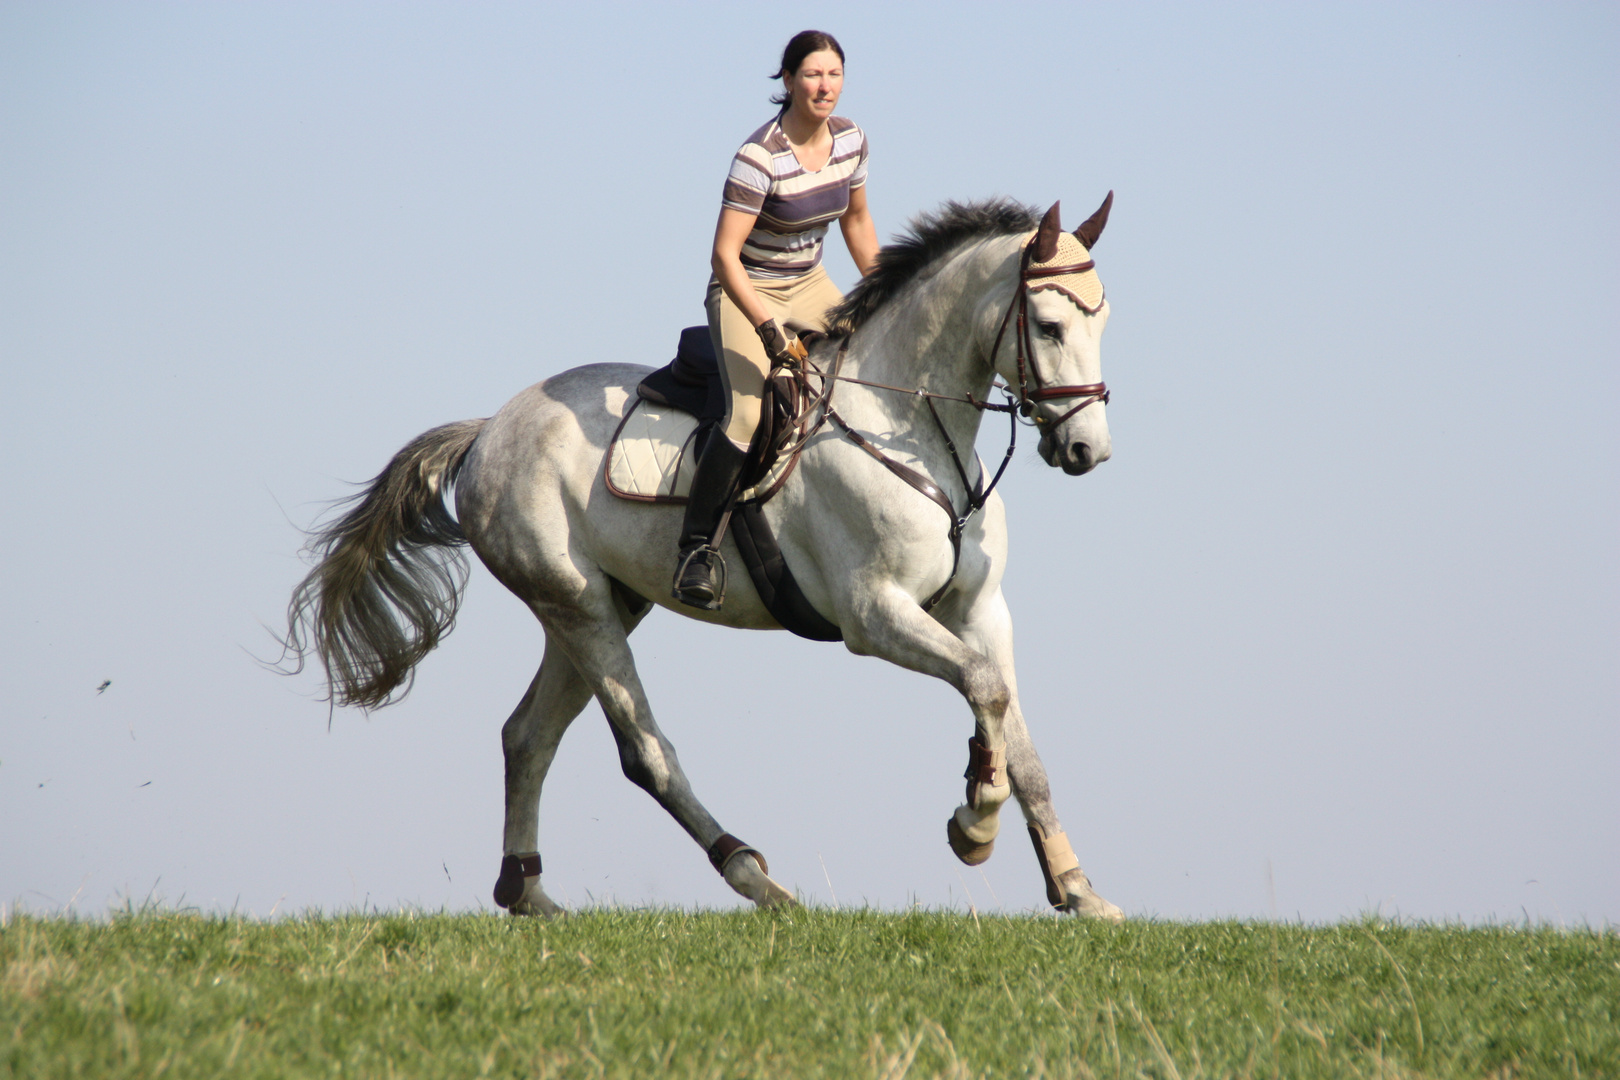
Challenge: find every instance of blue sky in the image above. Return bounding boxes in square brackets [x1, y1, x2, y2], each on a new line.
[2, 2, 1615, 922]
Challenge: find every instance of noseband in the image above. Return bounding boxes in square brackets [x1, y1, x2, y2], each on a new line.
[990, 242, 1110, 429]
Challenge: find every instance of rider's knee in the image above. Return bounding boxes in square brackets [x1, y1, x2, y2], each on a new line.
[724, 397, 763, 446]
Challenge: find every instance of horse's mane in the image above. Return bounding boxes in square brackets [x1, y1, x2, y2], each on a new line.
[825, 197, 1041, 336]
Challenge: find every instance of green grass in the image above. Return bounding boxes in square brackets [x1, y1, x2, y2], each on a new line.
[2, 907, 1614, 1079]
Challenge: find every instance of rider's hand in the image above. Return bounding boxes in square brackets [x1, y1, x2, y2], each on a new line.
[755, 318, 809, 369]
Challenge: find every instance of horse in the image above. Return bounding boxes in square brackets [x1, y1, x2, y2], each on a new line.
[285, 195, 1125, 921]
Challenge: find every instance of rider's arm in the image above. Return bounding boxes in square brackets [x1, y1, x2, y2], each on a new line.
[711, 208, 773, 329]
[839, 185, 880, 278]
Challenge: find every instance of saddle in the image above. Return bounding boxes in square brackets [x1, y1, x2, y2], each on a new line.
[604, 326, 840, 641]
[632, 325, 815, 492]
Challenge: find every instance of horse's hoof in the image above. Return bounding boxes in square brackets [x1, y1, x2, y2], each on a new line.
[509, 897, 565, 920]
[722, 852, 796, 908]
[947, 814, 995, 866]
[500, 866, 564, 919]
[493, 854, 542, 909]
[1055, 871, 1124, 923]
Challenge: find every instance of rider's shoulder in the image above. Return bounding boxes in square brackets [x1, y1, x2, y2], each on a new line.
[740, 117, 787, 152]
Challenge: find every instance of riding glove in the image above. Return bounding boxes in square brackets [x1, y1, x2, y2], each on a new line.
[755, 318, 808, 369]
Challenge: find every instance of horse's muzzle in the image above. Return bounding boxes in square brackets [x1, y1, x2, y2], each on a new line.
[1040, 433, 1111, 475]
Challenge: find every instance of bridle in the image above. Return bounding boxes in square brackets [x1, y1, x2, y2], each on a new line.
[991, 241, 1111, 429]
[821, 235, 1110, 430]
[777, 233, 1111, 611]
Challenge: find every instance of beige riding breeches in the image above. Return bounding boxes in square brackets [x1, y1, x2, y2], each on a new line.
[706, 265, 844, 446]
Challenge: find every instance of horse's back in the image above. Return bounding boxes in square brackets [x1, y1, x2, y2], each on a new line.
[454, 364, 644, 565]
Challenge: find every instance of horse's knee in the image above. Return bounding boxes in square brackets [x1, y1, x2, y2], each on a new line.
[501, 719, 535, 759]
[962, 658, 1010, 721]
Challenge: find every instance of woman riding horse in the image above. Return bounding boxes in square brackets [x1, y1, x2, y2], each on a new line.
[674, 29, 880, 609]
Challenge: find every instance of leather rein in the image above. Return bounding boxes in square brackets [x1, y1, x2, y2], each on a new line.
[772, 238, 1109, 612]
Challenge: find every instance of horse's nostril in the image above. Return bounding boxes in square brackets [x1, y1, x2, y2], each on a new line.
[1071, 442, 1093, 470]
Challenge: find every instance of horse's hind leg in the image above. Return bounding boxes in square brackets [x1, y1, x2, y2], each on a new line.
[538, 583, 795, 909]
[493, 636, 594, 917]
[494, 586, 654, 918]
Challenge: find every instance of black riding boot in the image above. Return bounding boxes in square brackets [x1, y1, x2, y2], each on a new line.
[672, 432, 747, 610]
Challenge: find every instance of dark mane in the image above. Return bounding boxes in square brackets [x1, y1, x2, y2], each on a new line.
[826, 198, 1040, 336]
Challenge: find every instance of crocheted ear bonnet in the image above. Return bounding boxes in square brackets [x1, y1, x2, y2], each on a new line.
[1026, 231, 1105, 313]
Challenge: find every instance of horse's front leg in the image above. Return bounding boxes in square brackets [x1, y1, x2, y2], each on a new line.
[954, 591, 1123, 922]
[840, 584, 1018, 864]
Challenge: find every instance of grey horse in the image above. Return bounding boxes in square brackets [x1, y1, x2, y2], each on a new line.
[286, 196, 1124, 920]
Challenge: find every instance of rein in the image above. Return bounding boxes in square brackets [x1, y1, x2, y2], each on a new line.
[773, 235, 1108, 612]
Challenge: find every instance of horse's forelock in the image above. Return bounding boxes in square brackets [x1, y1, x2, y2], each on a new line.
[825, 198, 1041, 336]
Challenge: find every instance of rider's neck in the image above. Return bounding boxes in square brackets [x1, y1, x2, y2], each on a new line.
[778, 108, 829, 149]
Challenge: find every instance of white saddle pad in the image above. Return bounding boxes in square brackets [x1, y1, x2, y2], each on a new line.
[604, 398, 791, 503]
[605, 399, 702, 502]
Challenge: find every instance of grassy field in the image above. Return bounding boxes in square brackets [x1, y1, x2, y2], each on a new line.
[2, 906, 1614, 1079]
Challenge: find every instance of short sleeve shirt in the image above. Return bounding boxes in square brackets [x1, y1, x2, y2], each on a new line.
[721, 116, 869, 279]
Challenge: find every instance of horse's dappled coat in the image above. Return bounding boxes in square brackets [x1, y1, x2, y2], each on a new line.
[286, 196, 1125, 920]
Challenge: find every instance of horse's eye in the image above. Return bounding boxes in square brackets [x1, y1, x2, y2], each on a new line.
[1037, 320, 1063, 341]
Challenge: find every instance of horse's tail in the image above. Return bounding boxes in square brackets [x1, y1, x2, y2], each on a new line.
[284, 418, 487, 710]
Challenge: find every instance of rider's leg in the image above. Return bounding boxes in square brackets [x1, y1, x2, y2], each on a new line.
[669, 283, 764, 608]
[675, 270, 846, 609]
[672, 432, 746, 609]
[706, 266, 844, 448]
[779, 264, 844, 337]
[670, 278, 783, 609]
[707, 278, 774, 448]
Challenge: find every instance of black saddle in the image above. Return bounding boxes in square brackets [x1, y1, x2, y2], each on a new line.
[637, 326, 727, 421]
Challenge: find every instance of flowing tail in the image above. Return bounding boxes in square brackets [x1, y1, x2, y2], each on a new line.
[284, 419, 487, 709]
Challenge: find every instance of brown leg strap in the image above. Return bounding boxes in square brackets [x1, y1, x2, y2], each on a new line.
[707, 832, 768, 877]
[493, 853, 542, 909]
[963, 736, 1007, 808]
[1027, 824, 1080, 909]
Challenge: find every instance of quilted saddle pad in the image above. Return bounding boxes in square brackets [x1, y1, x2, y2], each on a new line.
[604, 398, 791, 504]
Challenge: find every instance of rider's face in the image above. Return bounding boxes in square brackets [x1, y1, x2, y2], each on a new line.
[786, 50, 843, 123]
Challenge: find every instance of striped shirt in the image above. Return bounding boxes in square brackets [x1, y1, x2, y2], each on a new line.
[721, 116, 869, 279]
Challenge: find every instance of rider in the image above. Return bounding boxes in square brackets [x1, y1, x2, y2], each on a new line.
[672, 29, 880, 610]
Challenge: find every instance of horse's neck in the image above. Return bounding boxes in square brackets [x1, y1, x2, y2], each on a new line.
[838, 239, 1014, 454]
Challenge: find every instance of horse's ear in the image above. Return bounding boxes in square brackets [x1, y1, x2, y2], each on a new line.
[1074, 191, 1113, 249]
[1033, 201, 1062, 262]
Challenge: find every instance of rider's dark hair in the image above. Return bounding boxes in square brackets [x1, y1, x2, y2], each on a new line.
[769, 31, 845, 115]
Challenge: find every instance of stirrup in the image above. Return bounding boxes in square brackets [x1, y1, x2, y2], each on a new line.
[673, 545, 727, 611]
